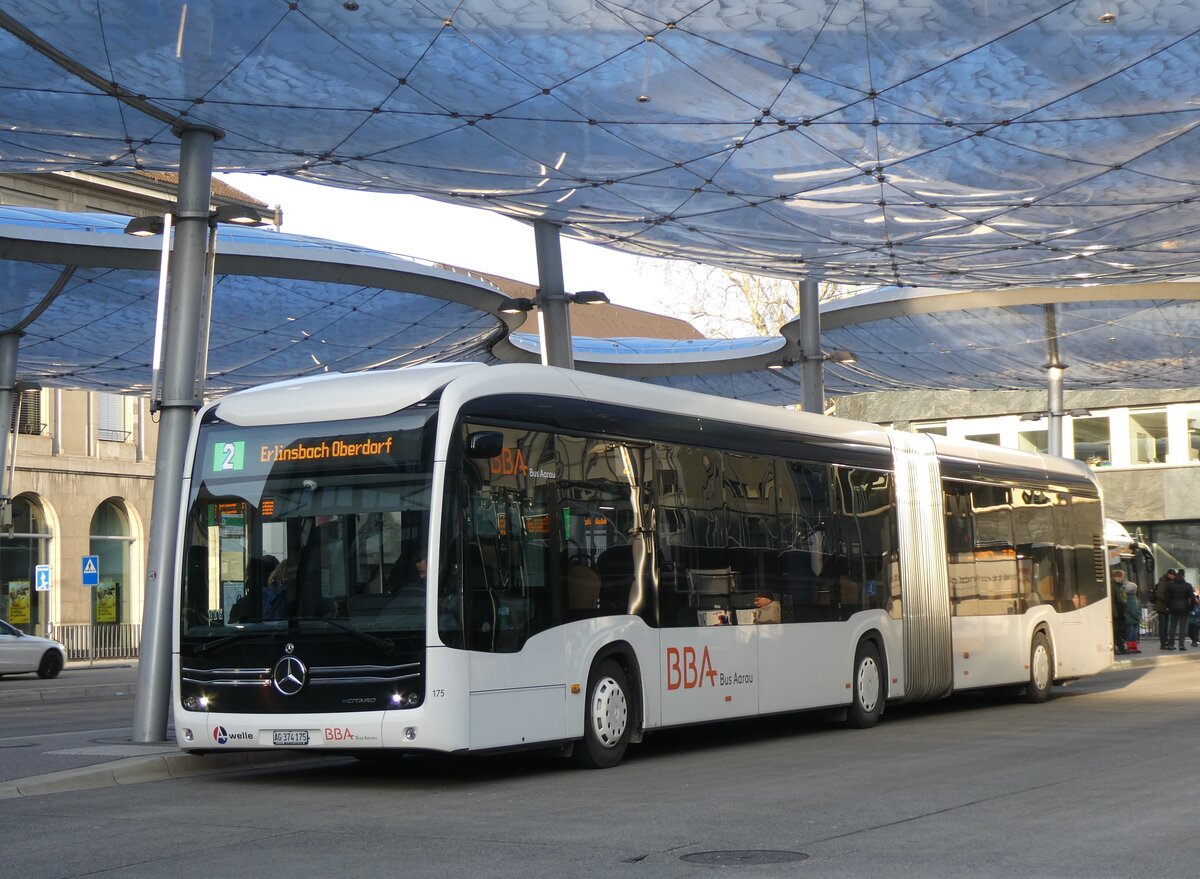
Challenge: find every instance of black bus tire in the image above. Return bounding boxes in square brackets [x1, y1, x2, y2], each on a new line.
[1024, 632, 1053, 703]
[574, 659, 632, 769]
[846, 640, 884, 728]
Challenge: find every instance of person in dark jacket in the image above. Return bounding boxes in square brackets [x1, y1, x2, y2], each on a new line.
[1154, 569, 1177, 649]
[1111, 569, 1129, 655]
[1122, 576, 1142, 654]
[1164, 570, 1196, 651]
[1189, 585, 1200, 648]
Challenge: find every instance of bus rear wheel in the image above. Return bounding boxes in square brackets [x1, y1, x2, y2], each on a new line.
[846, 641, 884, 728]
[1024, 632, 1053, 703]
[574, 659, 631, 769]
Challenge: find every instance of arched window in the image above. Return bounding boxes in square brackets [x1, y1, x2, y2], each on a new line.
[0, 496, 51, 634]
[90, 500, 133, 625]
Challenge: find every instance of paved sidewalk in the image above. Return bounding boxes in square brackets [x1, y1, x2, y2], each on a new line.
[0, 746, 319, 800]
[1109, 640, 1200, 670]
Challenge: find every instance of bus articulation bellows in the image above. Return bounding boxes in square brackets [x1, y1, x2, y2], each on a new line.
[175, 363, 1112, 767]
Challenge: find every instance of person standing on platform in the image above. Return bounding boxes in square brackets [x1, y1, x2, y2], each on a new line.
[1189, 584, 1200, 648]
[1111, 569, 1129, 655]
[1153, 569, 1177, 649]
[1122, 576, 1141, 654]
[1164, 569, 1195, 651]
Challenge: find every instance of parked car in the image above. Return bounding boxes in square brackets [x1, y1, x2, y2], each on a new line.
[0, 619, 66, 678]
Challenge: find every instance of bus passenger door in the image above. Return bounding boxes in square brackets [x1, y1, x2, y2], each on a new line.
[460, 428, 568, 751]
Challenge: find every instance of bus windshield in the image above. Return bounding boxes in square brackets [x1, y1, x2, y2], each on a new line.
[180, 408, 437, 644]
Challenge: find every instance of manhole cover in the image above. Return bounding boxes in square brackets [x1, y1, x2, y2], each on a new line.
[681, 850, 809, 866]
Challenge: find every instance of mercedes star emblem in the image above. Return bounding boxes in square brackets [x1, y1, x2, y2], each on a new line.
[272, 655, 307, 696]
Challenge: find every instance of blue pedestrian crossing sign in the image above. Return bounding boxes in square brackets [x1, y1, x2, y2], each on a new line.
[35, 564, 51, 592]
[82, 555, 100, 587]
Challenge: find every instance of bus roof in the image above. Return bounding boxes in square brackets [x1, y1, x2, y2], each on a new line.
[205, 362, 1098, 494]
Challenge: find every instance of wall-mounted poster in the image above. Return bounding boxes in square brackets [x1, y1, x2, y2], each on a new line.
[8, 581, 30, 624]
[96, 579, 118, 623]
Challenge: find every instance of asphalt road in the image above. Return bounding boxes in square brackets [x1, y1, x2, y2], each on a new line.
[0, 656, 1196, 878]
[0, 662, 145, 781]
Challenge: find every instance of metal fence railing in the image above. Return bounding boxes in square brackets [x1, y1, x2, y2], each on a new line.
[55, 623, 140, 661]
[1141, 609, 1158, 639]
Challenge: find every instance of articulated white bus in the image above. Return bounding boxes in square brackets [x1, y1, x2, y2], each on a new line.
[174, 363, 1112, 767]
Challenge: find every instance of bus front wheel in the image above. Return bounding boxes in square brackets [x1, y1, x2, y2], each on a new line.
[846, 640, 884, 728]
[574, 659, 631, 769]
[1024, 632, 1053, 703]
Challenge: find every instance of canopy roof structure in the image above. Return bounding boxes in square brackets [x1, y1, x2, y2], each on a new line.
[2, 2, 1200, 289]
[5, 208, 1200, 405]
[506, 283, 1200, 401]
[0, 207, 508, 394]
[814, 283, 1200, 395]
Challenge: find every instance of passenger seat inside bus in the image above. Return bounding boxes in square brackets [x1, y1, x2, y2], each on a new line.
[567, 565, 601, 612]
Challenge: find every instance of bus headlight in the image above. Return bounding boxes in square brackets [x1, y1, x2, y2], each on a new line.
[182, 694, 210, 711]
[403, 727, 417, 741]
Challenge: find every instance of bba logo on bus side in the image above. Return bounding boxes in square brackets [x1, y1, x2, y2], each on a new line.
[666, 646, 717, 690]
[666, 646, 754, 691]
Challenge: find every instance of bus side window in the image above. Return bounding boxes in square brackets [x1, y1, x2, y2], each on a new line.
[725, 452, 778, 614]
[1071, 495, 1105, 608]
[556, 435, 643, 620]
[780, 460, 836, 623]
[654, 443, 729, 627]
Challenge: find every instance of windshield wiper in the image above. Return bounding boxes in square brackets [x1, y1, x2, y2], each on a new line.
[291, 615, 395, 653]
[193, 628, 271, 656]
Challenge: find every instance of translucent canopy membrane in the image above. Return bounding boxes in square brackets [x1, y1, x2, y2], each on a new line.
[0, 208, 507, 393]
[814, 284, 1200, 395]
[1, 2, 1199, 288]
[6, 209, 1200, 405]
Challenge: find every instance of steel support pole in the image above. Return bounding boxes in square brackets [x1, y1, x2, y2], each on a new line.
[533, 220, 574, 369]
[798, 279, 823, 413]
[1048, 366, 1065, 457]
[1043, 305, 1065, 458]
[0, 333, 20, 501]
[132, 127, 216, 742]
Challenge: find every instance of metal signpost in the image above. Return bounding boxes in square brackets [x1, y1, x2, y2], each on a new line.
[35, 564, 51, 638]
[82, 555, 99, 666]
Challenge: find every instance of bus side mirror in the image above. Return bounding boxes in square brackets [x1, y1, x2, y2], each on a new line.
[465, 431, 504, 460]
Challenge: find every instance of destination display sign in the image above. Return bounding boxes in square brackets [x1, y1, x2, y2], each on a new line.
[213, 435, 397, 472]
[194, 411, 434, 493]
